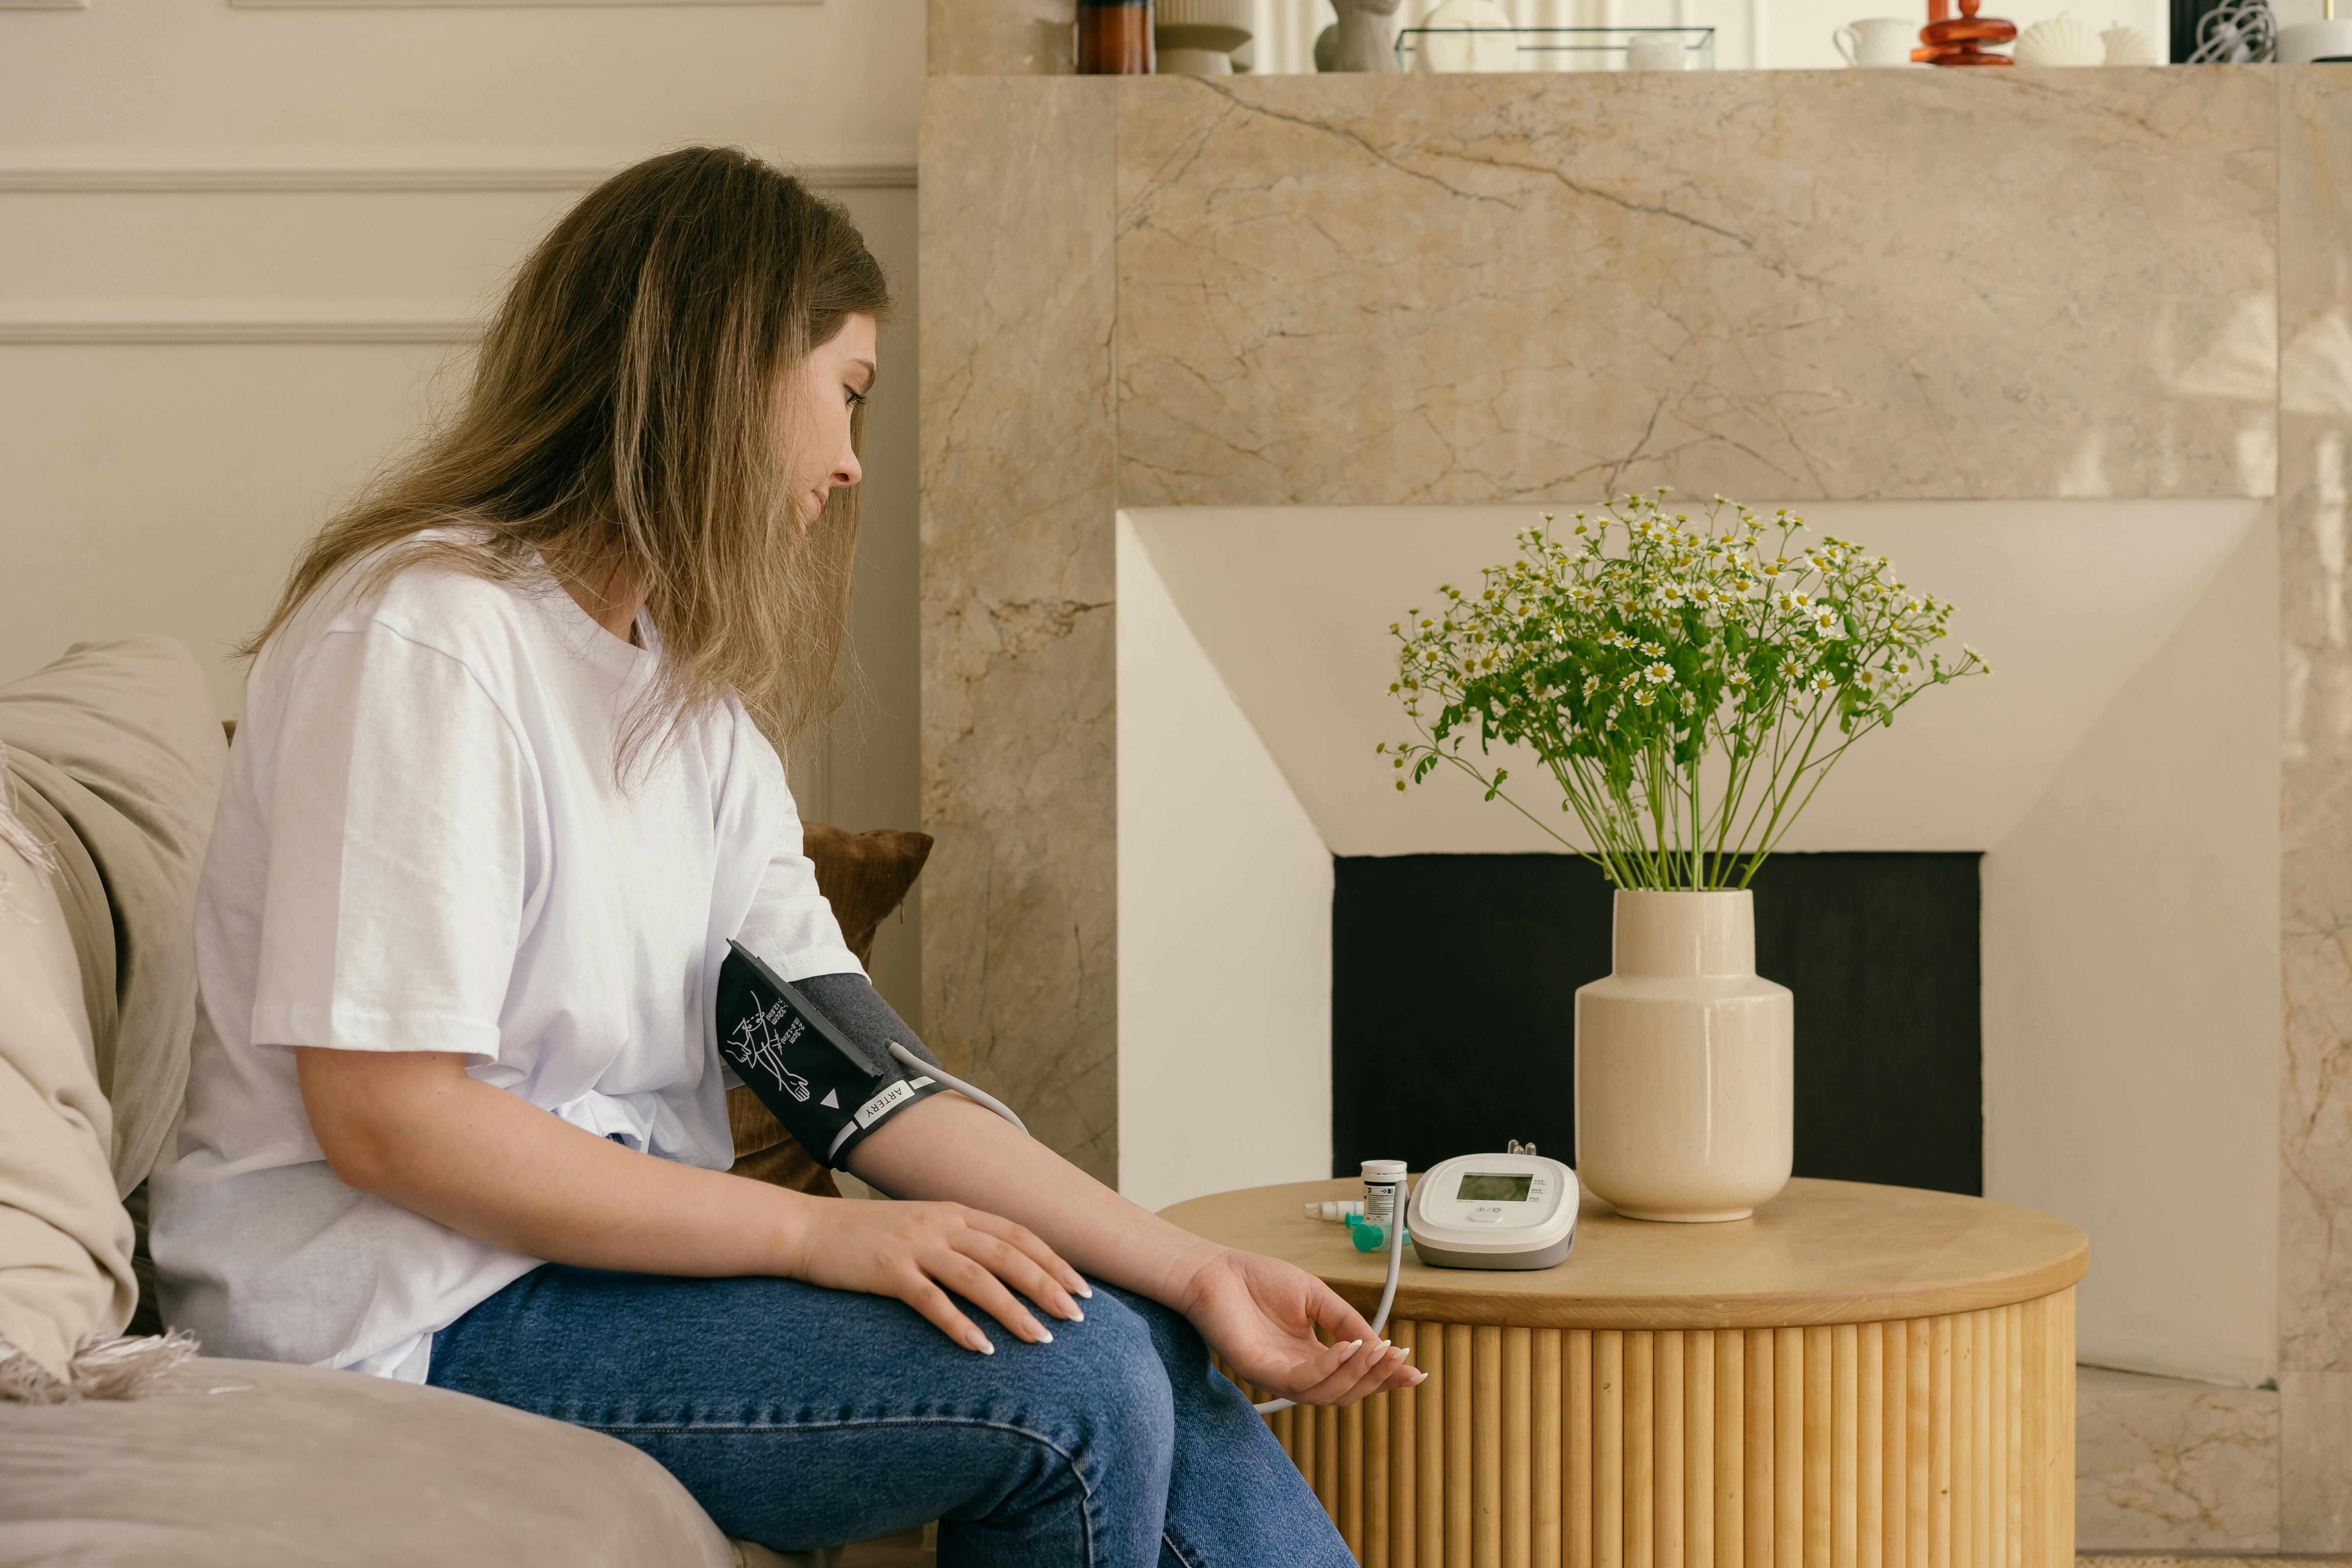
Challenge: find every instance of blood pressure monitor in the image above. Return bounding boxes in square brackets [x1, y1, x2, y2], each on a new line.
[1407, 1152, 1580, 1270]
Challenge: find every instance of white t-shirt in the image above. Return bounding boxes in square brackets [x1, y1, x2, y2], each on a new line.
[151, 545, 863, 1381]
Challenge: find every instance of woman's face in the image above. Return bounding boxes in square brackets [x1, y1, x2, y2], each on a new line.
[781, 312, 878, 524]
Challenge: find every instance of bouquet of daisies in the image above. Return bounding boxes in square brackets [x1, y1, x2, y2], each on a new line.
[1380, 492, 1988, 891]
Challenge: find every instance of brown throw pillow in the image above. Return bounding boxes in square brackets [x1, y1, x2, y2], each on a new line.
[726, 824, 932, 1198]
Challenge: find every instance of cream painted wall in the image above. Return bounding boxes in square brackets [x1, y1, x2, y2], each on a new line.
[0, 0, 920, 162]
[0, 0, 929, 1015]
[1984, 511, 2281, 1388]
[1117, 514, 1335, 1214]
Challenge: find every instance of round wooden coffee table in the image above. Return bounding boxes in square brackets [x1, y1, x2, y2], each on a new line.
[1161, 1176, 2086, 1568]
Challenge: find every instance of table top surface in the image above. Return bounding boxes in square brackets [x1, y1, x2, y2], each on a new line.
[1160, 1176, 2088, 1330]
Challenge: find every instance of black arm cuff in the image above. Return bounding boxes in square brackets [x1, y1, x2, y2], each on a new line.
[715, 943, 945, 1168]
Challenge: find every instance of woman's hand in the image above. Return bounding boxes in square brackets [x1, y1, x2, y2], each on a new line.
[1173, 1243, 1423, 1406]
[784, 1197, 1092, 1355]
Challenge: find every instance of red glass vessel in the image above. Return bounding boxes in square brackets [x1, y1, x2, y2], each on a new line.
[1079, 0, 1156, 73]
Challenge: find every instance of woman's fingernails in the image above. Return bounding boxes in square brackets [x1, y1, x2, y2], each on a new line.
[1072, 1279, 1094, 1299]
[975, 1337, 996, 1355]
[1034, 1327, 1054, 1344]
[1409, 1369, 1428, 1384]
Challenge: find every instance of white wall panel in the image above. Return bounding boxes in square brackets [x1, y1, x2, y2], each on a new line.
[0, 0, 926, 1014]
[1118, 513, 1336, 1211]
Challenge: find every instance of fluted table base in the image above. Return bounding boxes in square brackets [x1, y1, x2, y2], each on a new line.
[1229, 1290, 2076, 1568]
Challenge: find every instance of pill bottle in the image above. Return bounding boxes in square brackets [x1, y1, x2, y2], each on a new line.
[1357, 1159, 1407, 1250]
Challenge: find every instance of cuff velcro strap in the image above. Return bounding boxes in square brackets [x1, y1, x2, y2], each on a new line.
[716, 941, 947, 1168]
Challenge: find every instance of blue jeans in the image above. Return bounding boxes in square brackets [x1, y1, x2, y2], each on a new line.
[424, 1264, 1352, 1568]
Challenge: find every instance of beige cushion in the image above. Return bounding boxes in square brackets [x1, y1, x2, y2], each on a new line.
[0, 1355, 736, 1567]
[0, 828, 135, 1381]
[0, 639, 225, 1195]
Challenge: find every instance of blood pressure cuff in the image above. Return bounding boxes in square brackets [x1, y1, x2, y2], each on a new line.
[716, 940, 947, 1169]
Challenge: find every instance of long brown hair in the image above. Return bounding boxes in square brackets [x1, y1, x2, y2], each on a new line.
[245, 146, 893, 768]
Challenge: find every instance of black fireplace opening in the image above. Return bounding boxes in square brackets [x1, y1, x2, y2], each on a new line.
[1329, 852, 1983, 1195]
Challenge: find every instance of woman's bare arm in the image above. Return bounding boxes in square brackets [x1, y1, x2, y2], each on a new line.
[849, 1094, 1423, 1404]
[299, 1048, 1417, 1402]
[293, 1046, 1085, 1353]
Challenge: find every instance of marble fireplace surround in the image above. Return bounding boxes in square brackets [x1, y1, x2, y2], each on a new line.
[1119, 499, 2278, 1375]
[918, 66, 2352, 1550]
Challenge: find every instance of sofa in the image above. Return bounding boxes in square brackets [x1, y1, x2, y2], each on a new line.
[0, 638, 933, 1568]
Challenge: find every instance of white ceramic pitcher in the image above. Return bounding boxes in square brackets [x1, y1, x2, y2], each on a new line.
[1834, 16, 1918, 64]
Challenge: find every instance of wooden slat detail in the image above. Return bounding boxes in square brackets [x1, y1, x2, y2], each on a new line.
[1858, 1322, 1883, 1568]
[1570, 1329, 1595, 1568]
[1626, 1332, 1655, 1568]
[1476, 1326, 1504, 1568]
[1505, 1327, 1534, 1568]
[1535, 1329, 1564, 1568]
[1881, 1320, 1907, 1568]
[1657, 1331, 1685, 1568]
[1423, 1319, 1448, 1568]
[1747, 1327, 1777, 1568]
[1908, 1315, 1932, 1568]
[1931, 1313, 1953, 1568]
[1685, 1330, 1714, 1568]
[1804, 1325, 1832, 1568]
[1256, 1292, 2077, 1568]
[1450, 1325, 1476, 1568]
[1776, 1329, 1805, 1568]
[1715, 1328, 1744, 1568]
[1596, 1331, 1626, 1568]
[1323, 1402, 1345, 1526]
[1345, 1391, 1367, 1557]
[1396, 1321, 1420, 1568]
[1834, 1323, 1860, 1568]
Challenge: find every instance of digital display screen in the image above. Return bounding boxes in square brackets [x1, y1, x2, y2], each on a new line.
[1455, 1172, 1534, 1203]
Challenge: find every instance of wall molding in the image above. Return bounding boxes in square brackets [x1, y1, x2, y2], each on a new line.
[0, 159, 912, 344]
[0, 160, 916, 194]
[230, 0, 815, 7]
[0, 316, 480, 345]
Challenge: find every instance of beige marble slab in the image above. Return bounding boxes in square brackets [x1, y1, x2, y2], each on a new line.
[927, 0, 1076, 76]
[1114, 69, 2278, 506]
[2279, 60, 2352, 1555]
[2285, 1369, 2352, 1552]
[918, 78, 1120, 1181]
[2076, 1366, 2281, 1552]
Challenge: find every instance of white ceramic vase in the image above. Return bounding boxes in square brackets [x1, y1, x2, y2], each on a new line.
[1573, 890, 1793, 1222]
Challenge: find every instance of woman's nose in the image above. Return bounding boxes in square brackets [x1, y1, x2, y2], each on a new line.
[834, 446, 862, 489]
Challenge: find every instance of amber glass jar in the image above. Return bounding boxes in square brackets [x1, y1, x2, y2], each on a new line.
[1078, 0, 1155, 73]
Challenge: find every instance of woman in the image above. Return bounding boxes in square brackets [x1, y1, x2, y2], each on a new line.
[150, 148, 1416, 1564]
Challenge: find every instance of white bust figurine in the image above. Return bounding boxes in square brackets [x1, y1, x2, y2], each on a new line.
[1328, 0, 1404, 71]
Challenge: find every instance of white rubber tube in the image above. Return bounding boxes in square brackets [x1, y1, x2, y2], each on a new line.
[1253, 1176, 1410, 1415]
[888, 1040, 1027, 1136]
